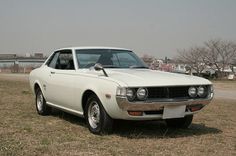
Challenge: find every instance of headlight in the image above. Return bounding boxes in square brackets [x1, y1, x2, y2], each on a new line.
[188, 87, 197, 98]
[126, 88, 136, 101]
[197, 86, 206, 97]
[136, 88, 148, 100]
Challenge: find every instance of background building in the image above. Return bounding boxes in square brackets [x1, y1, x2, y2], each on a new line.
[0, 53, 46, 73]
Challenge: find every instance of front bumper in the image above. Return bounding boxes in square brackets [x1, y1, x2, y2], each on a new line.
[116, 93, 213, 111]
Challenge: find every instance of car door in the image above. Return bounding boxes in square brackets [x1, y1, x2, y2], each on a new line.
[45, 50, 76, 110]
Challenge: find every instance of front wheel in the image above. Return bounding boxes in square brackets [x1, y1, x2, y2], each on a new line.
[35, 88, 51, 115]
[165, 115, 193, 128]
[85, 95, 114, 135]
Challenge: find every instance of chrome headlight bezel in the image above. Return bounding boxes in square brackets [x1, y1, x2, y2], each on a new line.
[210, 85, 214, 93]
[126, 88, 136, 101]
[136, 88, 148, 100]
[197, 86, 207, 97]
[188, 86, 197, 98]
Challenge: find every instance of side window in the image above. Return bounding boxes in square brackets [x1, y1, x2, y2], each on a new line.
[48, 52, 59, 69]
[55, 51, 75, 70]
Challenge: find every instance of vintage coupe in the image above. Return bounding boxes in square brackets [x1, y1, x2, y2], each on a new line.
[29, 47, 213, 134]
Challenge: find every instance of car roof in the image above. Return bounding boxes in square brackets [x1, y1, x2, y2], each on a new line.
[55, 46, 131, 52]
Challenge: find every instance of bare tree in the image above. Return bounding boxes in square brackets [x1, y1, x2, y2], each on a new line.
[177, 46, 206, 76]
[140, 54, 154, 67]
[204, 39, 236, 77]
[176, 39, 236, 78]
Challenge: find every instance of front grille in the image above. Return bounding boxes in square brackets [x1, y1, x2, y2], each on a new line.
[147, 86, 189, 99]
[127, 85, 210, 102]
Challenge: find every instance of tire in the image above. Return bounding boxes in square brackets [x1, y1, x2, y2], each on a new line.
[35, 88, 51, 115]
[85, 94, 114, 135]
[165, 115, 193, 129]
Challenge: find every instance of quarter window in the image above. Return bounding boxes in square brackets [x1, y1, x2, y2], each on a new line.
[55, 51, 75, 70]
[47, 50, 75, 70]
[48, 52, 59, 68]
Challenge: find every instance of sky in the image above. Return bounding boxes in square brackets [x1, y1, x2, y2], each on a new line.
[0, 0, 236, 58]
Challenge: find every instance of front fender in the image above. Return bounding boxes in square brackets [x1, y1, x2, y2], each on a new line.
[29, 71, 47, 100]
[76, 77, 126, 119]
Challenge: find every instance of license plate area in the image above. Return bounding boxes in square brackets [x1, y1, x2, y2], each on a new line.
[162, 105, 186, 119]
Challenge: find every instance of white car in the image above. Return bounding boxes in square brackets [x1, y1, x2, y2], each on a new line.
[29, 47, 214, 134]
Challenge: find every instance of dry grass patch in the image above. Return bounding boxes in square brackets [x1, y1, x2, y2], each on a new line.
[0, 79, 235, 156]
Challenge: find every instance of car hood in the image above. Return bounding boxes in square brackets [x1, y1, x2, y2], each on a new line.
[105, 69, 211, 87]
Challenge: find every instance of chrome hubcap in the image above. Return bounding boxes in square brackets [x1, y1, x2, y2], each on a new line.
[36, 91, 43, 111]
[88, 101, 100, 129]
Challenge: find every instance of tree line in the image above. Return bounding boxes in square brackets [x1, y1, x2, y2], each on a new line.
[176, 39, 236, 78]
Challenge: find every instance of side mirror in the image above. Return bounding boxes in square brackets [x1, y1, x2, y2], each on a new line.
[94, 63, 108, 77]
[94, 63, 103, 71]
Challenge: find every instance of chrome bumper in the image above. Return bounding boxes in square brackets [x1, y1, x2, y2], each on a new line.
[116, 93, 213, 111]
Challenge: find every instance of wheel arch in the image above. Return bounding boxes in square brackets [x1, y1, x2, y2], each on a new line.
[79, 81, 122, 119]
[33, 80, 44, 96]
[34, 83, 40, 94]
[81, 89, 98, 113]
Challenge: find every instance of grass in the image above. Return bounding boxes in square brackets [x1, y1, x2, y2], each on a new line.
[0, 78, 235, 155]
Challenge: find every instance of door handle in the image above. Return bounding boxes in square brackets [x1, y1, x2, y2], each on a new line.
[51, 71, 55, 74]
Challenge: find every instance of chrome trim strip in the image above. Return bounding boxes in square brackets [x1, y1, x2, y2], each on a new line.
[46, 102, 84, 117]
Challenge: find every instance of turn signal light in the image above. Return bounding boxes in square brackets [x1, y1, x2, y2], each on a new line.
[190, 106, 203, 112]
[190, 107, 201, 112]
[128, 111, 143, 116]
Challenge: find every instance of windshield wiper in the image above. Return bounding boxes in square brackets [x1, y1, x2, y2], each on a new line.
[129, 65, 149, 69]
[103, 65, 120, 68]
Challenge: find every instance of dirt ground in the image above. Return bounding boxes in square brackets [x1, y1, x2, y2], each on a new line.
[0, 73, 29, 82]
[0, 74, 236, 156]
[213, 80, 236, 100]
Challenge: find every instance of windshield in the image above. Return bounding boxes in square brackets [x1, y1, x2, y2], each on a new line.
[75, 49, 148, 69]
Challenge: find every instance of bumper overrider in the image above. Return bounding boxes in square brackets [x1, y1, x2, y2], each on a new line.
[116, 93, 214, 111]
